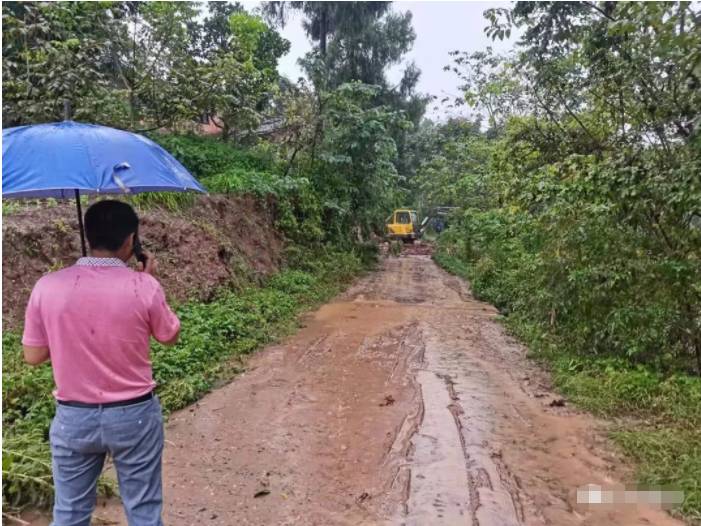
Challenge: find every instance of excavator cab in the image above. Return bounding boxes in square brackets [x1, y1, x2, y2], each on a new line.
[386, 209, 419, 243]
[420, 206, 459, 236]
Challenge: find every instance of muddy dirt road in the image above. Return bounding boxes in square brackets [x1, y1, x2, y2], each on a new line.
[35, 253, 683, 525]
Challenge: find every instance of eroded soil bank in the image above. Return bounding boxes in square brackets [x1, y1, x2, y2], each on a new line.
[25, 253, 684, 525]
[2, 195, 283, 329]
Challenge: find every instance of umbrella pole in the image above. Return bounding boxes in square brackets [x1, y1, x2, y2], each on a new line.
[75, 189, 87, 257]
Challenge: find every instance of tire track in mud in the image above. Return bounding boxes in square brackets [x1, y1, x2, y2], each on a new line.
[435, 372, 497, 525]
[437, 371, 522, 526]
[403, 320, 526, 526]
[380, 324, 426, 520]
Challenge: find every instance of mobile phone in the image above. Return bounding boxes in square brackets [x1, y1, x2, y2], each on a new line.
[133, 230, 147, 266]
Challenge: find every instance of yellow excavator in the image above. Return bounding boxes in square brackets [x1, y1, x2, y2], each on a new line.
[385, 209, 420, 243]
[385, 207, 458, 242]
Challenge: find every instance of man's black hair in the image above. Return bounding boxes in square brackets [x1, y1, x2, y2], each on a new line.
[84, 200, 139, 252]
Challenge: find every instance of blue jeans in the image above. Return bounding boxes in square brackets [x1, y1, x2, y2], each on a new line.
[49, 396, 164, 526]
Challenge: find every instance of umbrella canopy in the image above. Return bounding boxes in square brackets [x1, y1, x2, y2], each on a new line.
[2, 121, 205, 198]
[2, 120, 206, 256]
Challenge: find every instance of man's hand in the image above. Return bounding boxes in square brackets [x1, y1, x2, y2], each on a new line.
[157, 328, 180, 347]
[136, 251, 158, 276]
[23, 345, 50, 365]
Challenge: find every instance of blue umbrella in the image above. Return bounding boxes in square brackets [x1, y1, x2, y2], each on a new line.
[2, 120, 206, 255]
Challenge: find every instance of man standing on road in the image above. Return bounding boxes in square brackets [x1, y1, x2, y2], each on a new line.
[22, 200, 180, 526]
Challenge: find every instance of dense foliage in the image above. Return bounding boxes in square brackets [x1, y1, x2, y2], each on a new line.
[283, 82, 409, 240]
[424, 1, 701, 374]
[419, 2, 701, 518]
[2, 2, 288, 137]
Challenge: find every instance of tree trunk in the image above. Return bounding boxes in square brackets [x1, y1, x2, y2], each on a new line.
[129, 90, 136, 129]
[320, 4, 328, 57]
[63, 99, 72, 121]
[284, 143, 302, 177]
[682, 300, 701, 376]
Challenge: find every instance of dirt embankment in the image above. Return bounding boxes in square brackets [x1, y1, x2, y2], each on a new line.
[2, 195, 284, 329]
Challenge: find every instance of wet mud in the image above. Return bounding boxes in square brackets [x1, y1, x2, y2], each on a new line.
[25, 253, 684, 526]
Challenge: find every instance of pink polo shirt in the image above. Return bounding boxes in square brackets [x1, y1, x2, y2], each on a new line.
[22, 257, 180, 403]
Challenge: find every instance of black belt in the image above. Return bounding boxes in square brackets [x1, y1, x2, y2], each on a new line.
[57, 391, 154, 409]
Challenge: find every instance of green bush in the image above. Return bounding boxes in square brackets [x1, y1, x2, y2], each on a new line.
[150, 134, 271, 179]
[204, 168, 303, 197]
[613, 429, 701, 521]
[140, 135, 327, 247]
[129, 135, 302, 211]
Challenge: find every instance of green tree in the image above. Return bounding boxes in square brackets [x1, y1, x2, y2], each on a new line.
[2, 2, 289, 135]
[2, 1, 125, 126]
[314, 83, 408, 239]
[265, 2, 426, 115]
[110, 1, 202, 130]
[412, 118, 487, 209]
[194, 9, 290, 140]
[264, 2, 388, 59]
[272, 79, 409, 241]
[435, 1, 701, 372]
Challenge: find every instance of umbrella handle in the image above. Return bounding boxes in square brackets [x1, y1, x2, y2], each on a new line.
[75, 190, 87, 257]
